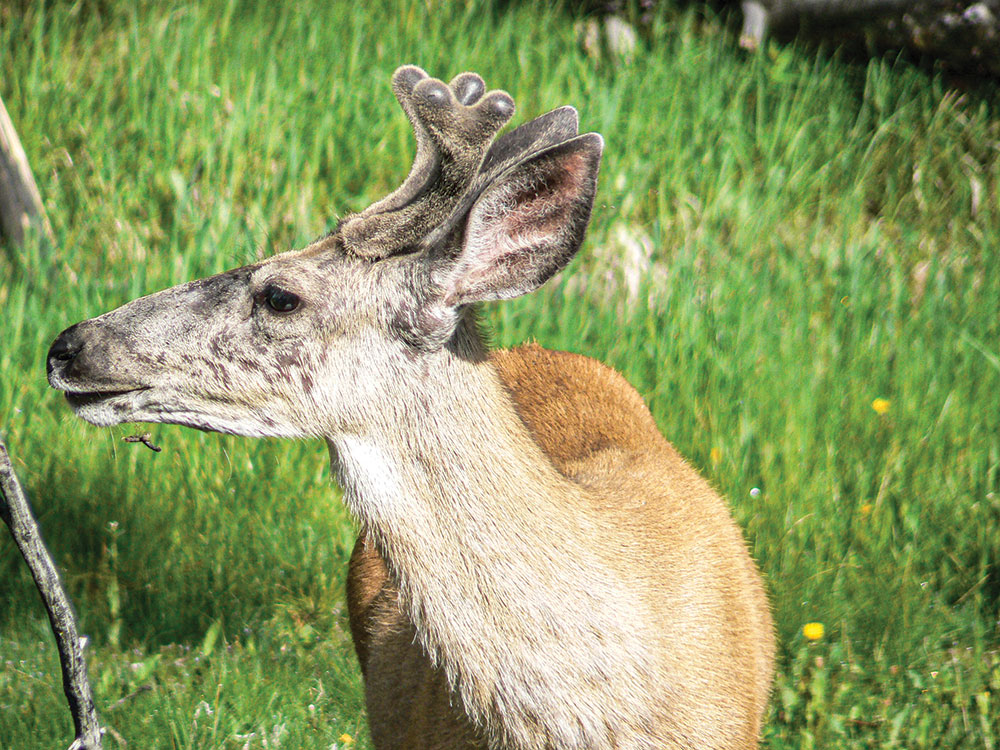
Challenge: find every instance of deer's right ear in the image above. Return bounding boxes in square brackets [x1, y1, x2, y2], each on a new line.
[436, 133, 603, 308]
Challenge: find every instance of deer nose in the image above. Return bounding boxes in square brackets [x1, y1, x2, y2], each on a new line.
[47, 324, 85, 373]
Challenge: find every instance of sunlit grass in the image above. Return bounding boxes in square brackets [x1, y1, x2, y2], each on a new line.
[2, 1, 1000, 747]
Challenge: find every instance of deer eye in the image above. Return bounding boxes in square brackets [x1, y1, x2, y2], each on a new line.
[263, 286, 300, 313]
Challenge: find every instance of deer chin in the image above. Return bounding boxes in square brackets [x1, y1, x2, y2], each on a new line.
[63, 387, 153, 427]
[64, 386, 303, 439]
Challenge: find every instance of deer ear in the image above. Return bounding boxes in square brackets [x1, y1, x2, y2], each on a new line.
[437, 133, 603, 307]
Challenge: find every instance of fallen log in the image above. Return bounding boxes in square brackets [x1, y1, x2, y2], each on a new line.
[740, 0, 1000, 76]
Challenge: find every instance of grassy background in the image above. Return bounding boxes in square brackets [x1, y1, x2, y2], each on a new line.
[2, 1, 1000, 747]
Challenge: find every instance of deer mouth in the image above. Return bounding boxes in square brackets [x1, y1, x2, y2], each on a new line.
[64, 388, 149, 409]
[57, 387, 154, 427]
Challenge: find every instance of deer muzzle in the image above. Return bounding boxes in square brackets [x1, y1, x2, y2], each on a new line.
[47, 320, 151, 425]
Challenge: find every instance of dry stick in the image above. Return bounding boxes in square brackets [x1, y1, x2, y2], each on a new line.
[123, 433, 161, 452]
[0, 438, 104, 750]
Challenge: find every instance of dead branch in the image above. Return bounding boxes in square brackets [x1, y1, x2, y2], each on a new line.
[123, 433, 161, 452]
[0, 437, 104, 750]
[0, 94, 53, 247]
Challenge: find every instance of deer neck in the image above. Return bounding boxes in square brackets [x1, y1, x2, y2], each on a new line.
[326, 348, 657, 748]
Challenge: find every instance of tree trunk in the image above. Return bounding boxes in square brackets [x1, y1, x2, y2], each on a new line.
[0, 94, 53, 246]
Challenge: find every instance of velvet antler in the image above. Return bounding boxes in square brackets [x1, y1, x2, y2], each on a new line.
[339, 66, 515, 259]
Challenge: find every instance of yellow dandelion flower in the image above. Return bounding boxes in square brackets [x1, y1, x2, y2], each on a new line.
[803, 622, 824, 641]
[860, 503, 873, 516]
[338, 734, 355, 746]
[710, 447, 722, 464]
[871, 398, 890, 415]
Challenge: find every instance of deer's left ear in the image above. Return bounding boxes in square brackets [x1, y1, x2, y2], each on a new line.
[436, 133, 603, 307]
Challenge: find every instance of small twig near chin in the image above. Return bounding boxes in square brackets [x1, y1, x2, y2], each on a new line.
[0, 437, 104, 750]
[123, 433, 161, 452]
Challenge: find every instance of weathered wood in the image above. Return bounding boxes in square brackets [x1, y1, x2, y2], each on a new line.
[0, 438, 104, 750]
[742, 0, 912, 37]
[0, 94, 53, 246]
[740, 0, 1000, 76]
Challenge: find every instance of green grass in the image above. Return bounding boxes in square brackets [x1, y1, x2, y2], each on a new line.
[2, 1, 1000, 747]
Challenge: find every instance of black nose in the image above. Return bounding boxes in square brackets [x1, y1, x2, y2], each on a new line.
[47, 323, 85, 374]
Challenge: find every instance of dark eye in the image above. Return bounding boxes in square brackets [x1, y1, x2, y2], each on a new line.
[264, 286, 300, 313]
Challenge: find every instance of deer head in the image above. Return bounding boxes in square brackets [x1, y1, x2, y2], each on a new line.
[47, 66, 603, 440]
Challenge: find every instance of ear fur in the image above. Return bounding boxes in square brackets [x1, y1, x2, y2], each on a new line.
[437, 132, 604, 308]
[478, 106, 579, 180]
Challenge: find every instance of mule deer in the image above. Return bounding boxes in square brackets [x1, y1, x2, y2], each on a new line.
[47, 66, 774, 749]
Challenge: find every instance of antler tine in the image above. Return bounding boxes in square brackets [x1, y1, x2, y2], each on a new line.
[340, 66, 515, 260]
[355, 66, 433, 218]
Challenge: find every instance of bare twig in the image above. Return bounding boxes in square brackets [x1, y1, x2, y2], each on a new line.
[123, 433, 161, 452]
[0, 437, 104, 750]
[102, 724, 127, 747]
